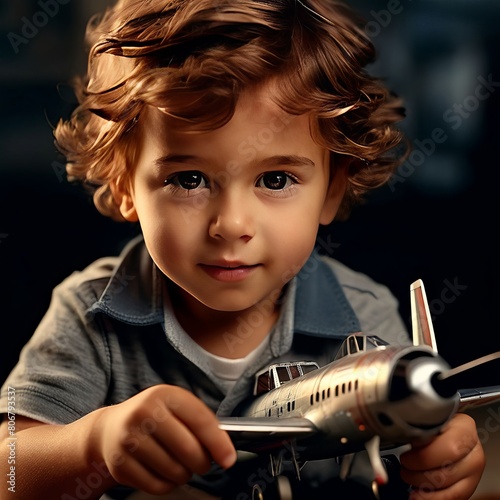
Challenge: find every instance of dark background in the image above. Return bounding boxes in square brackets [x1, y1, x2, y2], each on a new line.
[1, 0, 499, 389]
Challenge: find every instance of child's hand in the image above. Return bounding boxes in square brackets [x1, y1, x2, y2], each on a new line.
[90, 384, 237, 495]
[399, 413, 485, 499]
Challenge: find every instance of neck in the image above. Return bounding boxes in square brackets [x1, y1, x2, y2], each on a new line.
[168, 284, 281, 359]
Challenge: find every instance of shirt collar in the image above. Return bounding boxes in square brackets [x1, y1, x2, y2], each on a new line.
[293, 251, 361, 337]
[89, 235, 164, 324]
[90, 237, 361, 337]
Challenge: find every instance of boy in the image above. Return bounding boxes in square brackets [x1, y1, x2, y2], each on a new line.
[0, 0, 485, 498]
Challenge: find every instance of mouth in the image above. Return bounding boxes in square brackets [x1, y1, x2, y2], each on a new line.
[199, 262, 261, 282]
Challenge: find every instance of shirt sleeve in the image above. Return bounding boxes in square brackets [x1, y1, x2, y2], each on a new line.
[0, 273, 111, 424]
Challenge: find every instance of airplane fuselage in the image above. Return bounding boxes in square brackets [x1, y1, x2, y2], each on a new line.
[235, 345, 459, 460]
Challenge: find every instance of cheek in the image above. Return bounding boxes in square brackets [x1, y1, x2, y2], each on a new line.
[135, 200, 202, 264]
[271, 212, 319, 261]
[275, 190, 328, 259]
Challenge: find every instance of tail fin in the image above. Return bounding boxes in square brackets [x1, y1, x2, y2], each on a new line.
[410, 279, 438, 352]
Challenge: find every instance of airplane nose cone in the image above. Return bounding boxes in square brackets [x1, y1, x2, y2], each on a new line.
[406, 355, 455, 402]
[385, 353, 459, 433]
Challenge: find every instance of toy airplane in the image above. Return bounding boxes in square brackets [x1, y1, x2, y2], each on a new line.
[218, 279, 500, 498]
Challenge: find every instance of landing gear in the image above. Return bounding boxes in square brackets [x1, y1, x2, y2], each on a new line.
[252, 484, 264, 500]
[251, 476, 293, 500]
[276, 476, 292, 499]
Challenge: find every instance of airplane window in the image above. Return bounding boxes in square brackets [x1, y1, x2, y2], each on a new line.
[276, 366, 290, 384]
[301, 363, 319, 375]
[327, 388, 331, 398]
[355, 380, 359, 391]
[335, 386, 339, 397]
[316, 392, 320, 402]
[342, 383, 346, 394]
[322, 389, 326, 400]
[255, 373, 271, 395]
[348, 381, 352, 392]
[310, 394, 313, 405]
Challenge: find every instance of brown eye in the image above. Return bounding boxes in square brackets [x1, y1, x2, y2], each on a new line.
[165, 171, 208, 190]
[257, 172, 291, 190]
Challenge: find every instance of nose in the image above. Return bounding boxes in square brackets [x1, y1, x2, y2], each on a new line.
[208, 190, 256, 242]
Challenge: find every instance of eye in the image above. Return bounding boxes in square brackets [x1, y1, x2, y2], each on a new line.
[165, 171, 208, 191]
[256, 172, 297, 190]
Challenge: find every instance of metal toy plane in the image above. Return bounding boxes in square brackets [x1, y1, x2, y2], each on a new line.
[218, 279, 500, 498]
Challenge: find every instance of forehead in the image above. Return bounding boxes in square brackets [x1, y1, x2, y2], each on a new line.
[136, 84, 320, 159]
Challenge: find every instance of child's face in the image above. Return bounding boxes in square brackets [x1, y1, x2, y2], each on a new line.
[114, 85, 346, 314]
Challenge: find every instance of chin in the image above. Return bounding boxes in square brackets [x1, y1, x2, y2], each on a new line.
[200, 299, 256, 313]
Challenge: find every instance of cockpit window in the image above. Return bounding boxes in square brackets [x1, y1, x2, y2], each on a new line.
[253, 361, 320, 395]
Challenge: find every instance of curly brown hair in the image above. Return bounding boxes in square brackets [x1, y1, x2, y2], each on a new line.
[54, 0, 408, 221]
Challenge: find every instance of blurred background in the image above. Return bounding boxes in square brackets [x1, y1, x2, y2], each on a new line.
[0, 0, 499, 495]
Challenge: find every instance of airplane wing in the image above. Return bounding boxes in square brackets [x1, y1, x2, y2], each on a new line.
[218, 416, 318, 452]
[218, 387, 500, 451]
[220, 416, 393, 489]
[458, 386, 500, 412]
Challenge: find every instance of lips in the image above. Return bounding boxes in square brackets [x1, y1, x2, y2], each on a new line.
[199, 262, 260, 282]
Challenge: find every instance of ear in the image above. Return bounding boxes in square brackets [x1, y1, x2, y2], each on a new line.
[319, 157, 348, 225]
[319, 160, 348, 226]
[109, 177, 139, 222]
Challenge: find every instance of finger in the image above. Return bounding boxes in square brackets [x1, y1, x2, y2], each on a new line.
[128, 433, 194, 485]
[408, 475, 483, 500]
[157, 386, 236, 469]
[401, 414, 480, 471]
[401, 439, 483, 491]
[151, 410, 214, 476]
[107, 452, 177, 496]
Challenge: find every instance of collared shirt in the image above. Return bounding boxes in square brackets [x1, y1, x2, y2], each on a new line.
[0, 235, 410, 498]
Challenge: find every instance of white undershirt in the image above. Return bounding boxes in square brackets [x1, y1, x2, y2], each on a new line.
[188, 334, 271, 392]
[162, 280, 289, 394]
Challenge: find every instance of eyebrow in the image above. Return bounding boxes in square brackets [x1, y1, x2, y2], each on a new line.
[154, 154, 316, 169]
[154, 155, 199, 168]
[258, 155, 316, 169]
